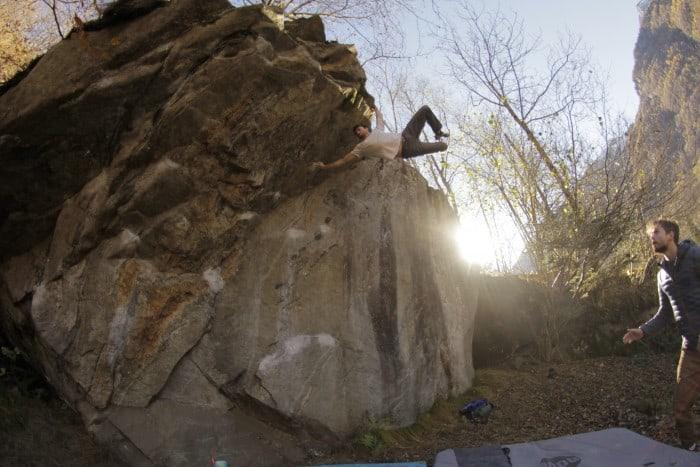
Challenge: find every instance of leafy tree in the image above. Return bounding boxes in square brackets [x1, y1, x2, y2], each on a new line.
[0, 3, 38, 83]
[436, 2, 678, 294]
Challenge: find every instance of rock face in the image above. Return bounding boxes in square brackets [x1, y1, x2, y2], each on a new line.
[0, 1, 476, 465]
[630, 0, 699, 230]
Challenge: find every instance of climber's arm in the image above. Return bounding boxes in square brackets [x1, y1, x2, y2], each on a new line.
[311, 152, 361, 171]
[373, 106, 385, 132]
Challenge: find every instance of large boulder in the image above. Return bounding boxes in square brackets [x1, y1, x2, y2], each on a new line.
[0, 1, 476, 465]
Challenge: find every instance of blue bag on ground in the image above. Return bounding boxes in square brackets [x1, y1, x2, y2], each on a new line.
[459, 398, 494, 423]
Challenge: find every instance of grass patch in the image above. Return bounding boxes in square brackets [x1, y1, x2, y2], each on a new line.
[354, 368, 514, 452]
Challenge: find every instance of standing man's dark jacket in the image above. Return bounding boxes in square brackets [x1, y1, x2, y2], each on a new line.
[641, 240, 700, 350]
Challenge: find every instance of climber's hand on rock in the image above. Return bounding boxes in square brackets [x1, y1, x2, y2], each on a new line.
[310, 161, 325, 172]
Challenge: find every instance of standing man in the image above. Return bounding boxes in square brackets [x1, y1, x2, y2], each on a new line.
[312, 105, 450, 171]
[623, 219, 700, 449]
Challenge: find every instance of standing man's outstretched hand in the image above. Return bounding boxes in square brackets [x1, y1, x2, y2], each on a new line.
[623, 328, 644, 344]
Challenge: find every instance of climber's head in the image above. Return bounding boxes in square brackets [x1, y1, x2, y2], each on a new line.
[353, 124, 370, 140]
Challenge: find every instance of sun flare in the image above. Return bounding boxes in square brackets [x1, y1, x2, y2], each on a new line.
[453, 221, 494, 266]
[452, 213, 524, 269]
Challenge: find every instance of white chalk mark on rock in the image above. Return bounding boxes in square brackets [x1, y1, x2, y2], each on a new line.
[286, 228, 306, 240]
[203, 267, 224, 294]
[258, 334, 337, 373]
[121, 228, 140, 246]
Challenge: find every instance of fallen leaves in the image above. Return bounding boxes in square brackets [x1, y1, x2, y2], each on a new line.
[315, 353, 688, 464]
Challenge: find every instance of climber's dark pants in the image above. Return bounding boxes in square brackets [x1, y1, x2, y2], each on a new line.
[400, 105, 447, 159]
[674, 349, 700, 447]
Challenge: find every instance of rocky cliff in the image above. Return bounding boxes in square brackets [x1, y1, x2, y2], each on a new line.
[630, 0, 699, 230]
[0, 1, 476, 465]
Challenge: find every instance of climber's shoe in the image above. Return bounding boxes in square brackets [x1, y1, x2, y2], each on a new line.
[435, 129, 450, 140]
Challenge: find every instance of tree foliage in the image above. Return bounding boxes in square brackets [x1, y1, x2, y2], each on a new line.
[435, 2, 679, 295]
[0, 2, 45, 83]
[0, 0, 110, 83]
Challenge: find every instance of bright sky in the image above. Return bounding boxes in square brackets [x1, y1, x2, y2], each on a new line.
[397, 0, 642, 119]
[496, 0, 641, 119]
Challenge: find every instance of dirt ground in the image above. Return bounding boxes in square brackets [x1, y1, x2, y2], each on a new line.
[1, 351, 692, 466]
[310, 352, 689, 466]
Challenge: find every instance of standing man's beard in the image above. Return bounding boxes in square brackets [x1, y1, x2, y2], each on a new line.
[653, 243, 667, 253]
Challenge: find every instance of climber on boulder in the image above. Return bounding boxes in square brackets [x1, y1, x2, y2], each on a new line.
[311, 105, 449, 171]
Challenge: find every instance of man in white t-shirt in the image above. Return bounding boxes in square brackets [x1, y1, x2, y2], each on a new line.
[311, 105, 449, 171]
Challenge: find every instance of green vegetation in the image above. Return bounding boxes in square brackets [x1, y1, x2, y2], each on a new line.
[353, 371, 510, 453]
